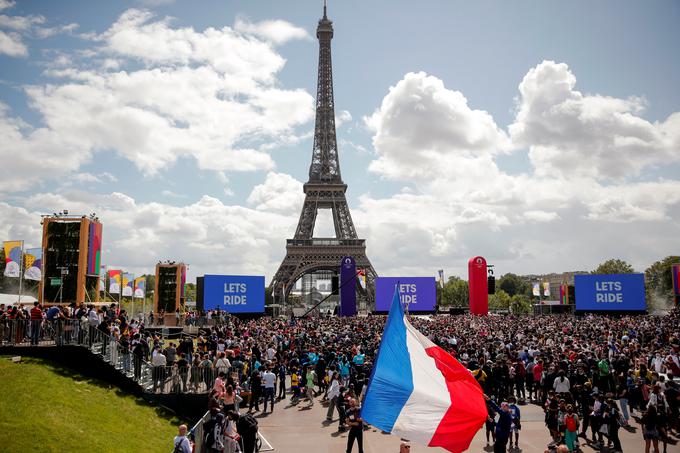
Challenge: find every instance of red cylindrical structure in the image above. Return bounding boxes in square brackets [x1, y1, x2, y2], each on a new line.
[468, 256, 488, 315]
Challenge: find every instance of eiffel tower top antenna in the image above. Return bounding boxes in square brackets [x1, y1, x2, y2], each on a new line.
[323, 0, 327, 18]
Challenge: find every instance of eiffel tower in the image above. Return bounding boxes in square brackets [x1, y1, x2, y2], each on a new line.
[270, 2, 377, 313]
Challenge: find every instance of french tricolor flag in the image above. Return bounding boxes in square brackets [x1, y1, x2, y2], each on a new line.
[361, 290, 487, 452]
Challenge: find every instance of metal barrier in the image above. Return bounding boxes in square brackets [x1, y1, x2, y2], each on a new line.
[0, 319, 154, 389]
[0, 319, 232, 395]
[139, 314, 230, 328]
[188, 411, 211, 453]
[147, 365, 219, 394]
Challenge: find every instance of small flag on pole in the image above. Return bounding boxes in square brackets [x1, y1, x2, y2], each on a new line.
[122, 273, 134, 297]
[134, 277, 146, 298]
[438, 269, 445, 289]
[99, 265, 107, 292]
[108, 269, 121, 294]
[357, 269, 366, 290]
[361, 288, 486, 452]
[3, 241, 23, 278]
[24, 248, 42, 281]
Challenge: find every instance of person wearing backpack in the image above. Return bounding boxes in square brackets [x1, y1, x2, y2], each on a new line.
[172, 424, 191, 453]
[232, 410, 258, 453]
[564, 405, 580, 452]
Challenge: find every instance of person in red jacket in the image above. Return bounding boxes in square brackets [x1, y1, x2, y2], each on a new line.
[29, 302, 42, 345]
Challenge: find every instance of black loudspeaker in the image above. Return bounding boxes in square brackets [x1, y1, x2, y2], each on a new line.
[331, 276, 339, 294]
[488, 276, 496, 294]
[196, 277, 204, 312]
[449, 307, 466, 315]
[157, 267, 178, 312]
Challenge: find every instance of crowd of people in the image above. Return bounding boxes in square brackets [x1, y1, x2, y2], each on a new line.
[175, 309, 679, 453]
[2, 301, 679, 453]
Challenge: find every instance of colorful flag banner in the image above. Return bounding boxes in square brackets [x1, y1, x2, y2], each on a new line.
[438, 269, 445, 289]
[559, 284, 569, 305]
[99, 265, 107, 292]
[357, 268, 367, 290]
[180, 266, 187, 298]
[24, 247, 42, 281]
[3, 241, 23, 278]
[361, 288, 486, 452]
[86, 222, 103, 276]
[672, 264, 680, 296]
[532, 282, 540, 297]
[122, 273, 134, 297]
[133, 277, 146, 298]
[108, 269, 121, 294]
[543, 281, 551, 297]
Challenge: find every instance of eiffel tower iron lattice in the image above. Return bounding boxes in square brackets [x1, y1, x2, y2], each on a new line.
[270, 3, 377, 314]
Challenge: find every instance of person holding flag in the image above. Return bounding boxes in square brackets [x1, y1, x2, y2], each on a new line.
[361, 287, 487, 453]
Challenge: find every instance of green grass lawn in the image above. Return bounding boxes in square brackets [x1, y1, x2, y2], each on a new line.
[0, 355, 183, 452]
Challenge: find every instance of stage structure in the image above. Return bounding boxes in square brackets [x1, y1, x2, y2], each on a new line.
[39, 215, 103, 305]
[270, 3, 377, 314]
[154, 262, 186, 314]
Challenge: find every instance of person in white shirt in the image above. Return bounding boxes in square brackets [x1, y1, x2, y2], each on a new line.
[326, 372, 341, 421]
[266, 345, 277, 361]
[651, 353, 665, 373]
[553, 371, 570, 394]
[215, 352, 231, 376]
[647, 385, 668, 412]
[173, 424, 191, 453]
[262, 368, 277, 412]
[152, 349, 167, 393]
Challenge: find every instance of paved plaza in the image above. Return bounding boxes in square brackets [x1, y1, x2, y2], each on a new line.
[254, 391, 651, 453]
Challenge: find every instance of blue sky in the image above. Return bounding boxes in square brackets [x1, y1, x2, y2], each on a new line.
[1, 0, 679, 282]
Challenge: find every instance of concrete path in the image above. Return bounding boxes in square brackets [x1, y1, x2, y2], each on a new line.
[253, 392, 658, 453]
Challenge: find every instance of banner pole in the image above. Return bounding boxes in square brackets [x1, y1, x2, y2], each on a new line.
[18, 241, 24, 304]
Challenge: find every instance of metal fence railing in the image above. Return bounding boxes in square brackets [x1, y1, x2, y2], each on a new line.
[187, 411, 210, 453]
[134, 314, 232, 328]
[146, 365, 234, 395]
[0, 319, 203, 395]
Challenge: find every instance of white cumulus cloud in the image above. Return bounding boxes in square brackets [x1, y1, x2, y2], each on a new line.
[247, 172, 304, 213]
[234, 17, 309, 45]
[0, 9, 314, 193]
[359, 63, 680, 276]
[510, 60, 680, 180]
[365, 71, 512, 181]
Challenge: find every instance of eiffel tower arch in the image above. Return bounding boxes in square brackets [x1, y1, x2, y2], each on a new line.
[270, 3, 377, 314]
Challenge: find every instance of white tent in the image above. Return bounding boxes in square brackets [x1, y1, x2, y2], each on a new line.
[0, 293, 38, 305]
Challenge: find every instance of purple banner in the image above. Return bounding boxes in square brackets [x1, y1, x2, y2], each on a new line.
[375, 277, 437, 312]
[339, 256, 356, 316]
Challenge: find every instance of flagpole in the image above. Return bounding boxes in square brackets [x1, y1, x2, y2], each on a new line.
[361, 285, 402, 418]
[18, 240, 24, 304]
[131, 275, 135, 320]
